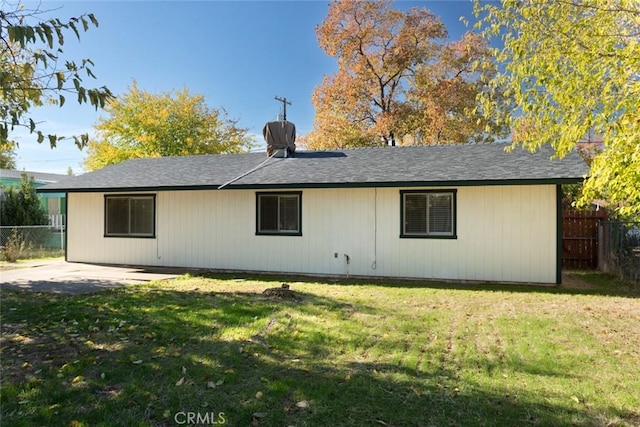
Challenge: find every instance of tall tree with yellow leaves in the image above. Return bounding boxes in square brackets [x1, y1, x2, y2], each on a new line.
[475, 0, 640, 217]
[83, 82, 254, 170]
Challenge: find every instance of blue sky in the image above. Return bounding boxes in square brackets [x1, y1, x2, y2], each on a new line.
[14, 0, 478, 174]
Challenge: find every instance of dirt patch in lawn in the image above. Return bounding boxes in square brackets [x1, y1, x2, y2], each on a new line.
[262, 283, 304, 300]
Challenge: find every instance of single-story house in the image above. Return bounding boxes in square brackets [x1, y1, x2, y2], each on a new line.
[39, 144, 588, 284]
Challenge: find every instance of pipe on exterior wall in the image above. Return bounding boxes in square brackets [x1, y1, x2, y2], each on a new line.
[371, 187, 377, 270]
[344, 253, 350, 277]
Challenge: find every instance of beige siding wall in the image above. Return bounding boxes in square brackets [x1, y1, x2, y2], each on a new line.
[372, 186, 557, 283]
[67, 192, 159, 265]
[67, 184, 557, 283]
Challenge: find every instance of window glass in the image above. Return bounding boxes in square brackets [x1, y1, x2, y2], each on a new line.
[130, 198, 154, 235]
[279, 196, 299, 231]
[401, 191, 455, 238]
[428, 194, 452, 234]
[404, 194, 427, 234]
[257, 193, 301, 235]
[106, 198, 129, 235]
[105, 195, 155, 237]
[259, 195, 279, 232]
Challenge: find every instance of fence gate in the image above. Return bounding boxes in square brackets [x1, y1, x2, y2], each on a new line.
[562, 210, 607, 269]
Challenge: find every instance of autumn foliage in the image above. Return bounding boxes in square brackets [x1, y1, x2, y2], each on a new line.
[305, 0, 502, 149]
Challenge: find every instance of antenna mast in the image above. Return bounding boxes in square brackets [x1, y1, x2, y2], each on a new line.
[274, 96, 291, 121]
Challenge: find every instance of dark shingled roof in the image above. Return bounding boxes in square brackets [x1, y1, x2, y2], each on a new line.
[1, 169, 70, 184]
[38, 145, 588, 193]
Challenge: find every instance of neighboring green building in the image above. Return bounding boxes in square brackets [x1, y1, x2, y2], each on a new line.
[0, 169, 68, 227]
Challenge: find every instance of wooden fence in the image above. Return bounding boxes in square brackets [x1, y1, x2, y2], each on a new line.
[562, 210, 607, 269]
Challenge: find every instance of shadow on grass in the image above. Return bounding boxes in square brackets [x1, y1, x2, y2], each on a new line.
[0, 279, 131, 295]
[1, 286, 637, 427]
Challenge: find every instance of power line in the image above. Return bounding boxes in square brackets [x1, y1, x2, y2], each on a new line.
[274, 96, 291, 121]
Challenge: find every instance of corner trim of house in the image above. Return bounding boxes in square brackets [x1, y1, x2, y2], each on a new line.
[556, 184, 562, 285]
[64, 192, 68, 262]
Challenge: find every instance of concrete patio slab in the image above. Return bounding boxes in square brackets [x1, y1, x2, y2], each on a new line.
[0, 260, 181, 294]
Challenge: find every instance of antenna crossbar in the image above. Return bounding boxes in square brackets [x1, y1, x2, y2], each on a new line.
[274, 96, 292, 121]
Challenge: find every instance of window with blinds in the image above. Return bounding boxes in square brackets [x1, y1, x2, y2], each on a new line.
[256, 192, 302, 235]
[401, 190, 456, 238]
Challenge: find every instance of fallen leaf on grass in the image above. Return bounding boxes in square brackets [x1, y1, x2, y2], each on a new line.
[296, 400, 309, 408]
[176, 377, 185, 386]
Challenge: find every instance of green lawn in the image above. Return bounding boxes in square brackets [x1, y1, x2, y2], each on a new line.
[1, 273, 639, 426]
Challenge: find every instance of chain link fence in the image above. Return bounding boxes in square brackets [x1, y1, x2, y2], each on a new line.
[0, 225, 65, 260]
[599, 221, 640, 285]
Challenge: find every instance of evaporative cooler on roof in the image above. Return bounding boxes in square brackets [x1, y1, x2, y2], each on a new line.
[263, 120, 296, 157]
[263, 96, 296, 157]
